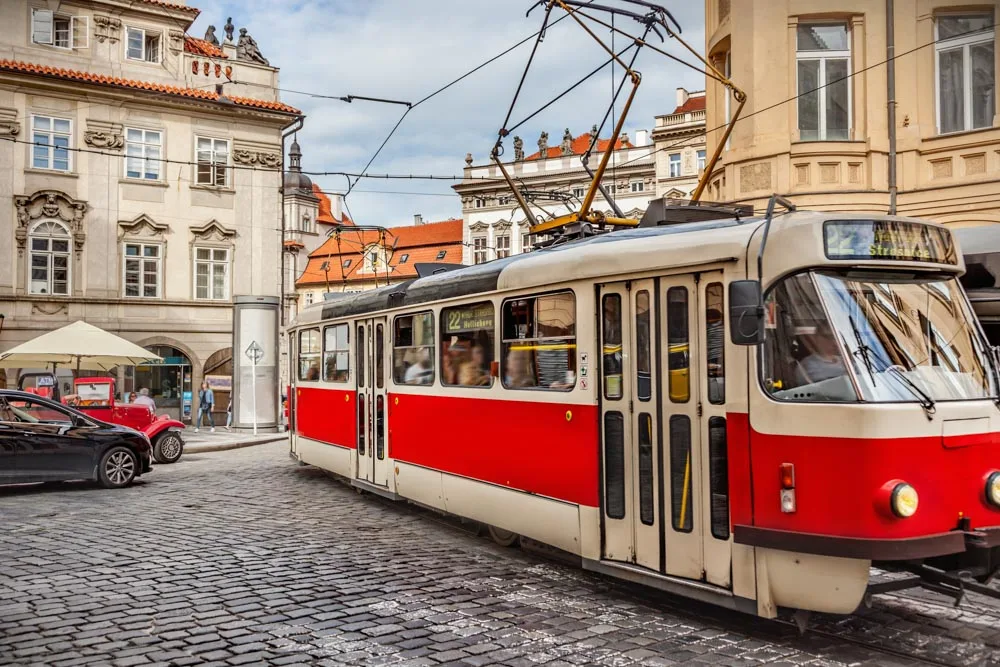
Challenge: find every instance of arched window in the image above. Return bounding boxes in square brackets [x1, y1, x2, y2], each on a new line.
[300, 212, 312, 233]
[29, 220, 71, 295]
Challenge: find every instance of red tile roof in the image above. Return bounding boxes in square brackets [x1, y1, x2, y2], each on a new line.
[184, 36, 226, 59]
[0, 59, 300, 115]
[524, 132, 632, 161]
[672, 95, 706, 114]
[313, 183, 353, 225]
[137, 0, 199, 13]
[284, 240, 305, 248]
[299, 219, 463, 286]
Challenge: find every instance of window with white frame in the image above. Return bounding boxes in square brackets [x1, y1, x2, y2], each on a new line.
[669, 153, 681, 177]
[797, 23, 851, 141]
[123, 243, 161, 298]
[936, 14, 995, 135]
[697, 149, 707, 171]
[300, 212, 312, 233]
[498, 195, 511, 206]
[125, 128, 161, 181]
[474, 198, 486, 208]
[195, 137, 230, 187]
[126, 26, 160, 63]
[32, 116, 71, 172]
[29, 221, 71, 296]
[194, 247, 229, 300]
[606, 183, 617, 194]
[32, 9, 87, 49]
[630, 181, 645, 193]
[304, 292, 314, 306]
[573, 186, 585, 198]
[472, 236, 488, 264]
[521, 231, 531, 253]
[496, 234, 510, 259]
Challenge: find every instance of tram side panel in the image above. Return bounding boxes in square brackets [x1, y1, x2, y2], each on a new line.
[295, 384, 357, 478]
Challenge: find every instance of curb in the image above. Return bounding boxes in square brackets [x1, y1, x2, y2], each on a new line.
[184, 435, 288, 454]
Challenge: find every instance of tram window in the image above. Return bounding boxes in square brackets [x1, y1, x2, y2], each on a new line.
[638, 413, 654, 526]
[375, 324, 384, 389]
[604, 412, 626, 520]
[761, 273, 858, 402]
[667, 287, 690, 403]
[706, 282, 725, 404]
[357, 324, 365, 387]
[297, 329, 320, 382]
[322, 324, 349, 383]
[441, 302, 495, 387]
[393, 312, 435, 385]
[636, 290, 652, 402]
[501, 292, 576, 391]
[708, 416, 730, 540]
[669, 414, 693, 533]
[602, 294, 623, 399]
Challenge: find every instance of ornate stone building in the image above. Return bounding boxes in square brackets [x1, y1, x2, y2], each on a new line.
[453, 128, 655, 265]
[653, 88, 708, 198]
[0, 0, 300, 420]
[704, 0, 998, 224]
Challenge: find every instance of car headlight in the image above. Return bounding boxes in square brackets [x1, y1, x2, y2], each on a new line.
[986, 472, 1000, 508]
[891, 482, 919, 518]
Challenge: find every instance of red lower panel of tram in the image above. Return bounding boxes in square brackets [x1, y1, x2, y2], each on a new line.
[296, 386, 357, 448]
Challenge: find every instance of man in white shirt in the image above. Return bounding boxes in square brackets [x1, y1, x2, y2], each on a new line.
[134, 387, 156, 413]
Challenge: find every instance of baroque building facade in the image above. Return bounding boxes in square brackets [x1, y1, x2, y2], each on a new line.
[0, 0, 300, 420]
[704, 0, 998, 225]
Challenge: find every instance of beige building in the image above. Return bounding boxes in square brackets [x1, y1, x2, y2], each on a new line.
[0, 0, 300, 420]
[704, 0, 998, 225]
[653, 88, 708, 198]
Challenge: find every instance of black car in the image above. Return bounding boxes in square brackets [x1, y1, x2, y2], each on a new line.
[0, 389, 152, 488]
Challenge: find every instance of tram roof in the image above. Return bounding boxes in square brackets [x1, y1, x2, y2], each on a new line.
[290, 210, 954, 326]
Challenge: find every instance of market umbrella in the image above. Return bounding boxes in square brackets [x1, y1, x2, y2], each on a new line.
[0, 320, 161, 371]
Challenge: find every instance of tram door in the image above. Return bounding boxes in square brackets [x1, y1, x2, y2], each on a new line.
[356, 318, 389, 487]
[600, 274, 718, 582]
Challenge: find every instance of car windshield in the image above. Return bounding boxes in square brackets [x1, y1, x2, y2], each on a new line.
[762, 271, 995, 402]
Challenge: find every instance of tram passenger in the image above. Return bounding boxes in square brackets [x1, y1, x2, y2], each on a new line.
[404, 347, 433, 385]
[505, 348, 536, 388]
[459, 343, 491, 386]
[795, 332, 849, 385]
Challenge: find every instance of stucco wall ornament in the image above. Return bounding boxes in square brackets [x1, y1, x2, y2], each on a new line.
[13, 190, 88, 257]
[0, 121, 19, 137]
[232, 150, 281, 168]
[84, 130, 124, 150]
[93, 15, 122, 43]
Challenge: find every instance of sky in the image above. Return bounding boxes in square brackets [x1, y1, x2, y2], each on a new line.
[187, 0, 706, 227]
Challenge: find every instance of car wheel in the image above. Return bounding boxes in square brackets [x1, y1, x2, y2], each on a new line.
[98, 447, 138, 489]
[153, 432, 184, 464]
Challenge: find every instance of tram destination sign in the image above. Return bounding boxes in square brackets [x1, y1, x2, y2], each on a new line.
[823, 220, 957, 264]
[444, 304, 494, 334]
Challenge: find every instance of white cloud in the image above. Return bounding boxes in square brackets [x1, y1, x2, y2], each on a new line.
[190, 0, 705, 226]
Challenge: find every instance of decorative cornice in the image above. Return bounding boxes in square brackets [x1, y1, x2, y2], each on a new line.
[0, 106, 19, 137]
[233, 149, 281, 168]
[119, 213, 170, 239]
[13, 189, 88, 256]
[468, 221, 489, 233]
[168, 29, 185, 53]
[190, 219, 237, 242]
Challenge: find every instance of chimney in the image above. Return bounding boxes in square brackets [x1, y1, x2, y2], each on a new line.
[634, 129, 649, 147]
[330, 193, 343, 221]
[414, 213, 423, 225]
[676, 87, 689, 109]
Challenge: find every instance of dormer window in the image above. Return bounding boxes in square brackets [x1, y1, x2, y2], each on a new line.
[32, 9, 88, 50]
[436, 250, 447, 260]
[399, 254, 409, 264]
[126, 27, 161, 63]
[342, 259, 352, 269]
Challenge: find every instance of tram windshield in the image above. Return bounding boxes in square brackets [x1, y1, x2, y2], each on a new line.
[762, 271, 995, 403]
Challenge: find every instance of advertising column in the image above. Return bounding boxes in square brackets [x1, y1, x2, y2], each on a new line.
[232, 296, 279, 433]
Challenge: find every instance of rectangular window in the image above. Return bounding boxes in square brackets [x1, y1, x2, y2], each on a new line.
[708, 416, 730, 540]
[357, 324, 365, 387]
[498, 195, 511, 206]
[194, 247, 229, 300]
[502, 292, 576, 391]
[474, 198, 486, 208]
[604, 412, 626, 520]
[573, 187, 585, 198]
[936, 15, 995, 134]
[126, 26, 160, 63]
[398, 253, 409, 264]
[697, 149, 707, 171]
[435, 250, 447, 260]
[667, 286, 690, 402]
[195, 137, 230, 187]
[521, 232, 531, 252]
[602, 294, 623, 399]
[32, 10, 86, 48]
[125, 128, 161, 181]
[32, 115, 71, 172]
[376, 324, 385, 389]
[797, 23, 851, 141]
[669, 415, 693, 532]
[638, 412, 655, 526]
[630, 181, 645, 193]
[636, 290, 652, 402]
[393, 312, 434, 385]
[298, 329, 320, 381]
[441, 302, 495, 387]
[495, 235, 510, 259]
[669, 153, 681, 177]
[607, 184, 617, 194]
[29, 230, 71, 296]
[323, 324, 350, 383]
[304, 292, 314, 306]
[123, 243, 161, 298]
[472, 237, 488, 265]
[706, 282, 725, 404]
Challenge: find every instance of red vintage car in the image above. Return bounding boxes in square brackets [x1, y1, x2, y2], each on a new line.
[17, 375, 186, 464]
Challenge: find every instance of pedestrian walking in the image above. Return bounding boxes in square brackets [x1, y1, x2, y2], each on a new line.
[194, 381, 215, 432]
[225, 396, 232, 431]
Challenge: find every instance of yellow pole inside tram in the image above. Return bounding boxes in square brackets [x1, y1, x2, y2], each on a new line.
[679, 450, 691, 530]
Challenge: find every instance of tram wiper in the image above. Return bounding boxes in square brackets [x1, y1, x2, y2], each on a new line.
[848, 316, 936, 417]
[883, 364, 936, 418]
[848, 315, 878, 387]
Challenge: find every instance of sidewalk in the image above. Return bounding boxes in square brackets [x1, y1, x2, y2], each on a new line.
[180, 427, 287, 454]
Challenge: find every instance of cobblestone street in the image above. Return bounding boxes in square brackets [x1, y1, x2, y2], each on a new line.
[2, 442, 1000, 667]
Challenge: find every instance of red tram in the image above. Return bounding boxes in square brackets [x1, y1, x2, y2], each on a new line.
[287, 207, 1000, 618]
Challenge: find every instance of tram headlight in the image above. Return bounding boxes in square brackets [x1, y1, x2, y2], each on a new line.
[986, 472, 1000, 508]
[890, 483, 919, 518]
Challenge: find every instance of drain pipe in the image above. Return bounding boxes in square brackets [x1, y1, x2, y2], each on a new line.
[886, 0, 898, 215]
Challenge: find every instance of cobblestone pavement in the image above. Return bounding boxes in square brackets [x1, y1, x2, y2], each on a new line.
[2, 443, 1000, 667]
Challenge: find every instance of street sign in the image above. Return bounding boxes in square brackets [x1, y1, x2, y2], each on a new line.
[245, 340, 264, 364]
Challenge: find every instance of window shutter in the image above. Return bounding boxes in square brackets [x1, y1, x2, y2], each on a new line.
[71, 16, 89, 49]
[32, 9, 54, 45]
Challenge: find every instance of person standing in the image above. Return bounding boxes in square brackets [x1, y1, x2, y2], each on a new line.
[225, 396, 233, 431]
[194, 381, 215, 432]
[134, 388, 156, 412]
